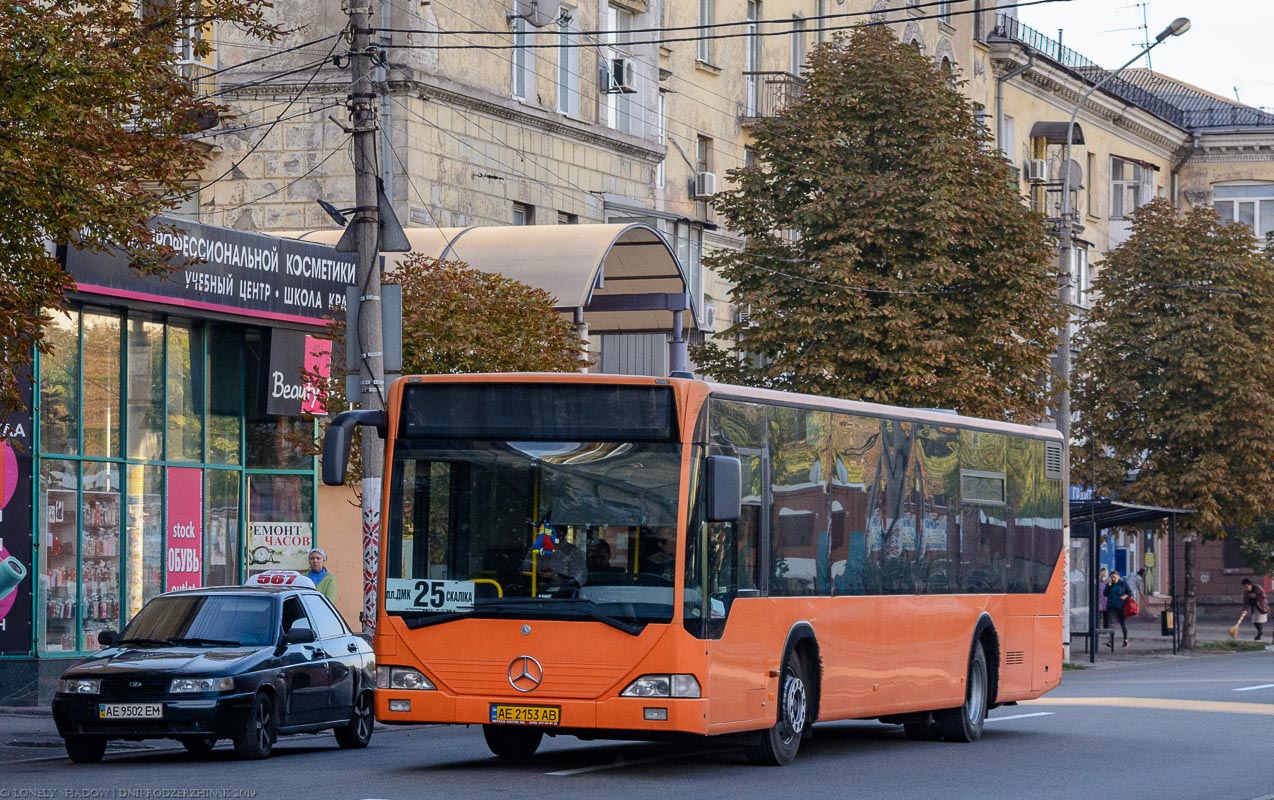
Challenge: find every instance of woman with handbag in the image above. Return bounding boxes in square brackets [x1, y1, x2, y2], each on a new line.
[1105, 571, 1132, 648]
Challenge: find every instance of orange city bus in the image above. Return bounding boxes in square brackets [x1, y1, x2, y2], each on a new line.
[322, 373, 1065, 765]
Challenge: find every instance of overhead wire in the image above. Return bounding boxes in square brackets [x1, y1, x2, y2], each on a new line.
[217, 135, 353, 215]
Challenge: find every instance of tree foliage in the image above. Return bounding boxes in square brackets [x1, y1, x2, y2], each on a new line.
[0, 0, 283, 414]
[1073, 200, 1274, 537]
[691, 25, 1060, 421]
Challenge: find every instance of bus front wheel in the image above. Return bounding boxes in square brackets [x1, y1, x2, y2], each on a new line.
[483, 724, 543, 759]
[745, 649, 807, 766]
[934, 640, 988, 743]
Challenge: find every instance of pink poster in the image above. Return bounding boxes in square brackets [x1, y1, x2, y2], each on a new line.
[302, 336, 333, 416]
[165, 467, 203, 591]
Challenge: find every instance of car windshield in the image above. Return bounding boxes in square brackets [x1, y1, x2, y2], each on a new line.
[120, 595, 276, 647]
[385, 439, 682, 629]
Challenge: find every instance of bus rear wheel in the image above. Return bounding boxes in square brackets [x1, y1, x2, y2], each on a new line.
[934, 640, 988, 743]
[745, 649, 807, 766]
[483, 725, 543, 759]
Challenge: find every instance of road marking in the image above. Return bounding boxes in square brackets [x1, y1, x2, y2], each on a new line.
[1025, 697, 1274, 716]
[1232, 683, 1274, 692]
[987, 712, 1054, 722]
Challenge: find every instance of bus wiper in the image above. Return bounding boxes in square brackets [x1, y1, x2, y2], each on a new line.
[399, 597, 642, 636]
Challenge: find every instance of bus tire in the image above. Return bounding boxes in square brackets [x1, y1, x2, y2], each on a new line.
[903, 718, 939, 741]
[934, 640, 988, 743]
[744, 649, 808, 766]
[483, 724, 543, 759]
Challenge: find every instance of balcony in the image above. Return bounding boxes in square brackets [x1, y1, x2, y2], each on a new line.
[176, 60, 216, 99]
[741, 71, 804, 123]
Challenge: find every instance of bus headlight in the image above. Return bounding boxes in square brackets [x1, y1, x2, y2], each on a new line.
[377, 666, 436, 690]
[620, 674, 700, 698]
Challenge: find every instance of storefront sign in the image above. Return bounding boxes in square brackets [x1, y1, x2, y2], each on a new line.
[248, 521, 313, 573]
[64, 217, 358, 326]
[165, 467, 203, 592]
[266, 330, 332, 417]
[0, 376, 34, 655]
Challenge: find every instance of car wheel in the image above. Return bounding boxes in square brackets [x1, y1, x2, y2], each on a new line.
[482, 725, 543, 759]
[233, 692, 276, 760]
[181, 736, 217, 755]
[65, 736, 106, 764]
[744, 648, 808, 766]
[334, 691, 374, 749]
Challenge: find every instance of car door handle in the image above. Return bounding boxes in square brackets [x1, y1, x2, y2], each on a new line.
[347, 643, 359, 653]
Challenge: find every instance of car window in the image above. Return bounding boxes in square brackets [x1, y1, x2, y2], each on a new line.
[122, 594, 276, 647]
[301, 594, 347, 640]
[282, 597, 313, 634]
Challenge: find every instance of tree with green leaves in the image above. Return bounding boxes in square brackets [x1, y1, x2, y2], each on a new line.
[0, 0, 283, 415]
[1073, 199, 1274, 647]
[692, 25, 1060, 422]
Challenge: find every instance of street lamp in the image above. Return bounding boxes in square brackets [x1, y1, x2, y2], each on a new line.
[1056, 17, 1191, 448]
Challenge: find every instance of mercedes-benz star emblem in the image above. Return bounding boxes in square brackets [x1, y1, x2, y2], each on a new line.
[507, 655, 544, 693]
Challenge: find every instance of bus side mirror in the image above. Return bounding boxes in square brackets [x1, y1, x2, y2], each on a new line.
[322, 409, 387, 486]
[706, 455, 742, 523]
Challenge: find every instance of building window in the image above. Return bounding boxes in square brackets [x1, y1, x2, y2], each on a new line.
[513, 202, 535, 225]
[1086, 152, 1097, 217]
[1072, 246, 1091, 308]
[745, 1, 762, 117]
[744, 145, 760, 169]
[1213, 184, 1274, 241]
[556, 6, 579, 116]
[1110, 157, 1152, 220]
[1000, 114, 1015, 161]
[656, 92, 667, 188]
[697, 0, 715, 64]
[604, 4, 637, 135]
[816, 0, 827, 43]
[790, 16, 807, 76]
[938, 1, 953, 24]
[557, 211, 578, 224]
[512, 0, 533, 101]
[973, 0, 986, 41]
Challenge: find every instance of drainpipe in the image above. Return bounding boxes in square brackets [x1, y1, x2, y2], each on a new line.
[996, 53, 1034, 156]
[1171, 132, 1201, 207]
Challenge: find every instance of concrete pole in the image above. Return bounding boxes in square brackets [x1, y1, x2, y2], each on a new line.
[348, 1, 385, 633]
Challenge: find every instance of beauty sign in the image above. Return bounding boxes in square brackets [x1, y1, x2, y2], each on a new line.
[165, 467, 203, 591]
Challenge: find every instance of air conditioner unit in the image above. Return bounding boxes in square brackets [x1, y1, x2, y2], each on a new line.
[703, 303, 717, 332]
[1026, 158, 1049, 183]
[692, 171, 718, 200]
[604, 58, 637, 94]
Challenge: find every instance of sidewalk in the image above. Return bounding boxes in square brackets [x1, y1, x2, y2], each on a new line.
[1069, 609, 1274, 665]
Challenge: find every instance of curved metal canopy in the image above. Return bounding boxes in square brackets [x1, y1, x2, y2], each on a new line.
[281, 223, 695, 335]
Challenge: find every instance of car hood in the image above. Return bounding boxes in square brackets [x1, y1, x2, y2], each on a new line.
[64, 646, 271, 677]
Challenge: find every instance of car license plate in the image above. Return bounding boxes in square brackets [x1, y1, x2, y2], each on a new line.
[489, 704, 560, 725]
[99, 703, 163, 720]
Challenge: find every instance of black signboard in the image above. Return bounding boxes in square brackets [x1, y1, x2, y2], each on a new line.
[0, 374, 34, 655]
[265, 329, 332, 417]
[64, 217, 356, 325]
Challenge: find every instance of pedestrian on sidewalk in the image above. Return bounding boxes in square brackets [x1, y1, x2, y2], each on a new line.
[1240, 578, 1268, 641]
[1105, 571, 1132, 648]
[1097, 567, 1110, 628]
[1128, 568, 1146, 603]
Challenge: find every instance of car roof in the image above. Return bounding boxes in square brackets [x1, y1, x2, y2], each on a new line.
[160, 585, 322, 598]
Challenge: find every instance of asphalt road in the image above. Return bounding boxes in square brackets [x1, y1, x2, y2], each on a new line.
[5, 651, 1272, 800]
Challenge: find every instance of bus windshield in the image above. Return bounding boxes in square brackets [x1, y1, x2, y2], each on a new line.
[385, 438, 682, 629]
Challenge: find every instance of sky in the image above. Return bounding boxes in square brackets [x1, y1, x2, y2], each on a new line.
[1017, 0, 1271, 111]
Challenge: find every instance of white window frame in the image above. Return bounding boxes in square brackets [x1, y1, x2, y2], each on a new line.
[556, 7, 579, 116]
[697, 0, 715, 65]
[1213, 184, 1274, 241]
[511, 1, 533, 102]
[745, 0, 762, 117]
[938, 1, 953, 23]
[1110, 157, 1152, 220]
[790, 15, 807, 76]
[816, 0, 827, 43]
[656, 92, 667, 188]
[604, 4, 637, 135]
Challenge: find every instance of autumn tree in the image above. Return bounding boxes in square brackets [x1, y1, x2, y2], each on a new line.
[692, 25, 1060, 421]
[0, 0, 283, 414]
[1072, 200, 1274, 647]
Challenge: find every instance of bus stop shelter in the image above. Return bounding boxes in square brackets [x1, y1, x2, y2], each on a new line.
[1070, 492, 1194, 660]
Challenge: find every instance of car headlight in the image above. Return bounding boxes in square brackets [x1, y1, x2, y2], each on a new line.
[58, 678, 101, 695]
[376, 666, 436, 690]
[620, 674, 701, 698]
[170, 677, 235, 693]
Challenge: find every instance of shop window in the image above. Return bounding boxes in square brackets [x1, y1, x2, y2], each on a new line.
[40, 310, 81, 456]
[247, 474, 315, 577]
[125, 464, 164, 617]
[39, 460, 80, 652]
[167, 319, 205, 462]
[207, 326, 243, 465]
[126, 318, 165, 461]
[81, 463, 122, 650]
[244, 331, 310, 470]
[82, 311, 122, 459]
[205, 469, 242, 586]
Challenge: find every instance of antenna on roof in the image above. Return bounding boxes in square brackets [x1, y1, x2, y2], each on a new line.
[1234, 86, 1242, 103]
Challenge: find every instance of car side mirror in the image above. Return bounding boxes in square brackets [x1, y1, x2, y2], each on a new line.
[706, 455, 742, 522]
[283, 627, 317, 645]
[97, 630, 118, 647]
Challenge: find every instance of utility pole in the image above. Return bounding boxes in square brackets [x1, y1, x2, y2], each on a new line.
[347, 0, 384, 633]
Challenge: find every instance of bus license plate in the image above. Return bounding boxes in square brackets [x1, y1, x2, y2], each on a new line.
[489, 704, 560, 725]
[99, 703, 163, 720]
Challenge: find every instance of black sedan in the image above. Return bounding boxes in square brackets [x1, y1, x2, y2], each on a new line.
[52, 584, 375, 762]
